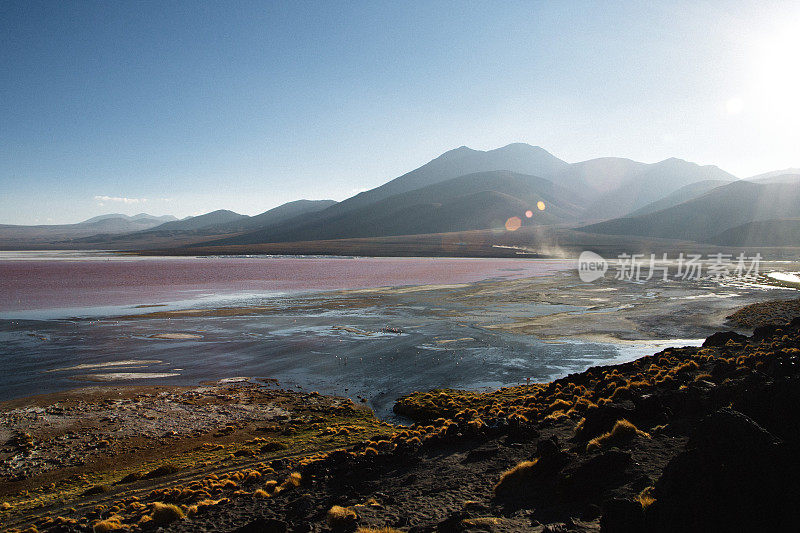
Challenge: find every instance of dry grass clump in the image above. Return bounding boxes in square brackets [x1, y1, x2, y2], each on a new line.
[636, 486, 656, 509]
[494, 459, 539, 496]
[587, 419, 650, 452]
[245, 469, 262, 483]
[327, 505, 358, 527]
[356, 528, 404, 533]
[273, 472, 301, 494]
[150, 502, 185, 526]
[186, 498, 227, 517]
[92, 516, 124, 532]
[461, 517, 503, 528]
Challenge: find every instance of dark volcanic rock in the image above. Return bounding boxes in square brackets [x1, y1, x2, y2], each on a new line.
[702, 331, 748, 347]
[574, 405, 636, 442]
[234, 517, 289, 533]
[647, 408, 800, 532]
[600, 498, 644, 533]
[566, 450, 633, 496]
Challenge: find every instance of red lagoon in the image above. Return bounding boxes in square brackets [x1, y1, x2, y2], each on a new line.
[0, 255, 570, 312]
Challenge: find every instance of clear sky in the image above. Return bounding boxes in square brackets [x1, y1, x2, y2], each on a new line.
[2, 0, 799, 224]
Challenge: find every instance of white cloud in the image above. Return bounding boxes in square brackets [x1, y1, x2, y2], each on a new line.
[93, 195, 148, 204]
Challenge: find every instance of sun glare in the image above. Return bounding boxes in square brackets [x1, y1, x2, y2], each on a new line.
[725, 97, 744, 115]
[504, 216, 521, 231]
[754, 28, 800, 124]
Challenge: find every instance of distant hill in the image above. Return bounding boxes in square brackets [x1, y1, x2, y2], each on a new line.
[575, 158, 736, 221]
[627, 179, 733, 217]
[579, 180, 800, 243]
[145, 210, 247, 232]
[206, 171, 582, 245]
[306, 144, 570, 221]
[192, 145, 743, 247]
[211, 200, 337, 233]
[0, 213, 179, 247]
[80, 213, 177, 224]
[747, 170, 800, 183]
[552, 157, 645, 194]
[13, 143, 800, 253]
[708, 219, 800, 247]
[68, 200, 338, 249]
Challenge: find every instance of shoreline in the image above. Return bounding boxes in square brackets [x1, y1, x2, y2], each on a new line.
[2, 269, 797, 415]
[3, 312, 800, 531]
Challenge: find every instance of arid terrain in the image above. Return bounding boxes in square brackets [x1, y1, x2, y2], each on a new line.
[3, 296, 800, 532]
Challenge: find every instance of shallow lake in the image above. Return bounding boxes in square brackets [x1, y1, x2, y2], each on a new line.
[0, 253, 703, 418]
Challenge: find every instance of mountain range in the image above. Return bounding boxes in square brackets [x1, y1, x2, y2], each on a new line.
[2, 144, 799, 252]
[580, 178, 800, 244]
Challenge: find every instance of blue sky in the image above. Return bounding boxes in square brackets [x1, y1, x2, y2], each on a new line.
[2, 0, 799, 224]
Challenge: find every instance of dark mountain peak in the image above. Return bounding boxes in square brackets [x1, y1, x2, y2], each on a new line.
[141, 209, 247, 232]
[651, 157, 731, 175]
[434, 143, 563, 166]
[205, 209, 242, 216]
[491, 142, 549, 154]
[432, 145, 478, 162]
[650, 157, 701, 170]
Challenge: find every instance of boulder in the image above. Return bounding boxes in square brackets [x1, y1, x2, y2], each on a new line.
[703, 331, 748, 347]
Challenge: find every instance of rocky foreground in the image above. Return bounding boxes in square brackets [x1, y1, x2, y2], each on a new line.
[4, 318, 800, 532]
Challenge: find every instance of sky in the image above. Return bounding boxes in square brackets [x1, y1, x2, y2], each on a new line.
[2, 0, 799, 224]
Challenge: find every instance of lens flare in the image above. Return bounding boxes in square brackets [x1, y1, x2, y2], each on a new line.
[537, 201, 546, 211]
[505, 216, 522, 231]
[525, 210, 533, 218]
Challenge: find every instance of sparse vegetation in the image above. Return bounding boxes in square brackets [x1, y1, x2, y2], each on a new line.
[636, 486, 656, 509]
[494, 459, 539, 496]
[586, 419, 650, 452]
[92, 515, 124, 532]
[327, 505, 358, 528]
[6, 317, 800, 531]
[150, 502, 185, 526]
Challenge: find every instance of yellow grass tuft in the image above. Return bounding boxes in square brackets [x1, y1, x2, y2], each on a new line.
[327, 505, 358, 527]
[274, 472, 301, 494]
[587, 419, 650, 452]
[636, 486, 656, 509]
[150, 502, 185, 526]
[92, 516, 124, 532]
[461, 517, 504, 528]
[494, 459, 539, 495]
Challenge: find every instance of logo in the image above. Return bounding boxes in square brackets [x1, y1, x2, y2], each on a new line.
[578, 251, 608, 282]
